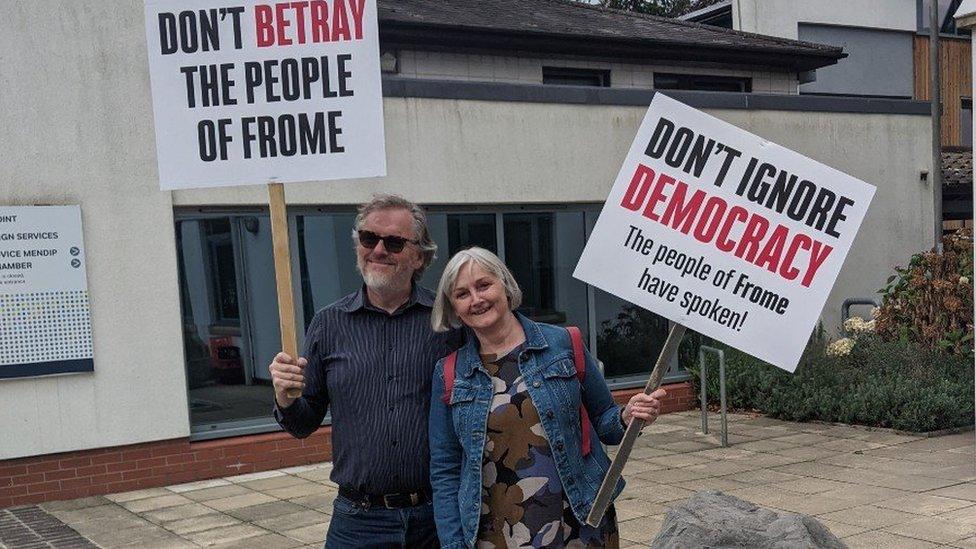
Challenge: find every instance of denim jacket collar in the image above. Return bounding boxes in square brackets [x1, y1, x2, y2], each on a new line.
[454, 312, 547, 379]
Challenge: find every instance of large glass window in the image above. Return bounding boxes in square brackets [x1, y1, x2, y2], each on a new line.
[177, 205, 687, 436]
[176, 214, 280, 435]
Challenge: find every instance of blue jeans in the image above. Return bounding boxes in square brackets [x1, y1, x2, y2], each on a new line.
[325, 495, 439, 549]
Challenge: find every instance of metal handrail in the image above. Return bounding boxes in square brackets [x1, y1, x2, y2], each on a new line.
[699, 345, 728, 447]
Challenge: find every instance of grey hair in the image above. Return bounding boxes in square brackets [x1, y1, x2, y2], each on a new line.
[431, 247, 523, 332]
[352, 194, 437, 281]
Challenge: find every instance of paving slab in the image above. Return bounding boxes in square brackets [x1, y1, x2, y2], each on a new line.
[104, 488, 173, 504]
[819, 503, 950, 529]
[203, 492, 277, 512]
[211, 532, 304, 548]
[884, 516, 976, 544]
[6, 411, 970, 548]
[617, 514, 665, 545]
[181, 484, 254, 502]
[843, 529, 942, 548]
[877, 494, 975, 516]
[252, 510, 328, 533]
[120, 494, 192, 514]
[281, 522, 329, 544]
[183, 523, 269, 546]
[224, 500, 307, 522]
[167, 479, 233, 493]
[141, 503, 214, 524]
[162, 512, 241, 536]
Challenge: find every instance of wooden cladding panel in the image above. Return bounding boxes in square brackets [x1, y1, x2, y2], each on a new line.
[914, 35, 972, 147]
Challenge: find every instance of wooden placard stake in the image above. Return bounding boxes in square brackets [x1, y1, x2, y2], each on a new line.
[585, 323, 687, 527]
[268, 182, 301, 399]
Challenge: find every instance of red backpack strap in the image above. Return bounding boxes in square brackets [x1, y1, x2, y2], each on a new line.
[566, 327, 592, 457]
[441, 351, 459, 405]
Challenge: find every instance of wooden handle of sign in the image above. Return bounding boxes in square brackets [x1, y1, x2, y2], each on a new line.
[268, 183, 302, 400]
[585, 323, 687, 527]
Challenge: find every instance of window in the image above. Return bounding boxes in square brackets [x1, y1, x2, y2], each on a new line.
[176, 214, 280, 435]
[177, 206, 688, 436]
[797, 25, 914, 98]
[542, 67, 611, 87]
[918, 0, 971, 36]
[654, 73, 752, 93]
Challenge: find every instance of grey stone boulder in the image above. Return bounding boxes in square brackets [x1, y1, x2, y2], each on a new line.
[650, 490, 847, 549]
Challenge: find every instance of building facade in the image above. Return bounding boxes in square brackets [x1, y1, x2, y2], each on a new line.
[0, 0, 935, 506]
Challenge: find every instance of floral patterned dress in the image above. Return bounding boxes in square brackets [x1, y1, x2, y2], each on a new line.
[476, 345, 619, 549]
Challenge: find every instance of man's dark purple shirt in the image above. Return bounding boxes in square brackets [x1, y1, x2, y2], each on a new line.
[274, 284, 461, 494]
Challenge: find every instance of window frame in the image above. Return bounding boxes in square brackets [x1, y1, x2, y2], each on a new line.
[653, 72, 753, 93]
[177, 204, 690, 441]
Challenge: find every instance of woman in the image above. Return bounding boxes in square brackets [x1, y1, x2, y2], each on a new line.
[428, 247, 666, 549]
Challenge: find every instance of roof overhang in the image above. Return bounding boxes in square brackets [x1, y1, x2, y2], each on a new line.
[679, 0, 732, 23]
[379, 21, 845, 73]
[956, 0, 976, 29]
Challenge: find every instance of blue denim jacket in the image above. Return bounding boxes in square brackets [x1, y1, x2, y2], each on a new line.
[428, 313, 626, 549]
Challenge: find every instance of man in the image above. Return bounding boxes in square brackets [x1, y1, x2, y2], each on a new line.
[269, 194, 459, 548]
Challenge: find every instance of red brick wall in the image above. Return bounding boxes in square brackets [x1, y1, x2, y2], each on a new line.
[0, 429, 332, 508]
[0, 382, 694, 508]
[612, 381, 697, 414]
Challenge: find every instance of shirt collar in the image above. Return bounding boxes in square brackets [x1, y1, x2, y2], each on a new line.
[340, 283, 433, 314]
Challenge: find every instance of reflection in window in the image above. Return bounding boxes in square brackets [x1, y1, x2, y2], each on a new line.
[296, 213, 360, 327]
[176, 215, 280, 430]
[542, 67, 611, 87]
[503, 212, 590, 336]
[177, 207, 686, 435]
[595, 294, 670, 378]
[654, 73, 752, 93]
[918, 0, 970, 35]
[448, 214, 497, 256]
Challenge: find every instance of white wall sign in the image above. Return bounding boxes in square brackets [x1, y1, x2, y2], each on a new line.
[0, 206, 93, 379]
[575, 94, 875, 372]
[144, 0, 386, 190]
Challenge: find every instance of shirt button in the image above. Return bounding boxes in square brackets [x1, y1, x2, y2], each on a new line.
[392, 440, 398, 446]
[555, 442, 564, 451]
[545, 410, 554, 419]
[389, 406, 394, 412]
[532, 381, 541, 388]
[387, 375, 394, 381]
[567, 478, 575, 486]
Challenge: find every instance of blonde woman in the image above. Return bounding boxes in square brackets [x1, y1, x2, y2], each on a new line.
[428, 247, 665, 549]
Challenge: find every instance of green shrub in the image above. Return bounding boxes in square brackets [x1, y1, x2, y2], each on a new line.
[876, 229, 973, 357]
[688, 333, 974, 433]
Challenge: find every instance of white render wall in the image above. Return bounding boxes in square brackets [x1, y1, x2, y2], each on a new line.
[0, 1, 933, 459]
[733, 0, 918, 38]
[396, 50, 798, 94]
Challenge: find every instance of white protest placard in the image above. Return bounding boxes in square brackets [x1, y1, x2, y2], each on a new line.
[0, 206, 93, 379]
[575, 94, 875, 372]
[144, 0, 385, 190]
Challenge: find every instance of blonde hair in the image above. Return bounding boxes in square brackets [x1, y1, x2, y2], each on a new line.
[431, 247, 523, 332]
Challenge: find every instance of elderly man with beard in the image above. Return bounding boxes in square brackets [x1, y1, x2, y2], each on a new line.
[270, 194, 461, 549]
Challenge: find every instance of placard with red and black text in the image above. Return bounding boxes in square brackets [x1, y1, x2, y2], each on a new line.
[574, 94, 875, 372]
[145, 0, 384, 190]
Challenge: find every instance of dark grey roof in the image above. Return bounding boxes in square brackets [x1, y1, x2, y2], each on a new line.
[378, 0, 845, 72]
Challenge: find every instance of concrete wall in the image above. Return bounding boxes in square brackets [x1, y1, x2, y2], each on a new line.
[733, 0, 917, 38]
[0, 1, 934, 459]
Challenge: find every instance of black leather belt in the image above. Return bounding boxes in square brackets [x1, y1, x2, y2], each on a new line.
[338, 486, 432, 509]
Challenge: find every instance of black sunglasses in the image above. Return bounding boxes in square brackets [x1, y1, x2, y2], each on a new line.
[358, 230, 418, 254]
